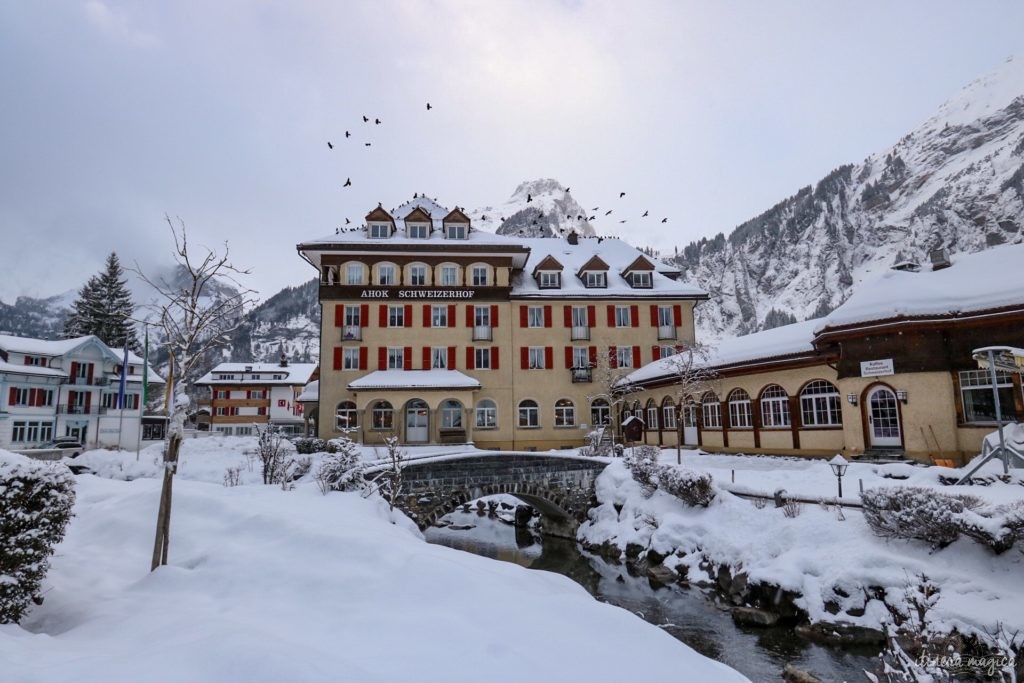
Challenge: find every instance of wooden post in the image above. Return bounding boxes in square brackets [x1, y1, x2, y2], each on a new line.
[151, 432, 182, 571]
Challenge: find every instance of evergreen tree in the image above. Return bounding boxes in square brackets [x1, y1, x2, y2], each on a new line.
[63, 252, 139, 350]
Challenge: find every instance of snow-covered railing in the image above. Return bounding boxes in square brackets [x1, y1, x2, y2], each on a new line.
[721, 483, 863, 509]
[361, 449, 611, 475]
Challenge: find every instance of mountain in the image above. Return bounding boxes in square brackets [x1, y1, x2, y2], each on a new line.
[0, 290, 75, 338]
[468, 178, 596, 238]
[670, 56, 1024, 341]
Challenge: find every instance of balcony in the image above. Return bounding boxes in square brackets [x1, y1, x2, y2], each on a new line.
[342, 325, 362, 341]
[472, 325, 493, 342]
[57, 404, 107, 415]
[570, 367, 593, 383]
[657, 325, 677, 340]
[570, 326, 590, 341]
[68, 376, 110, 386]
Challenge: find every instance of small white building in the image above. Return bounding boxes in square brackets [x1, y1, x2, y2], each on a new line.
[195, 358, 317, 437]
[0, 334, 165, 450]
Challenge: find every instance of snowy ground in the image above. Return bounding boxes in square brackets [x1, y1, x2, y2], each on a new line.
[1, 441, 746, 683]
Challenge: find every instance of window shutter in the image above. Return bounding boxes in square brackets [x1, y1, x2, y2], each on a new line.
[564, 346, 573, 369]
[448, 346, 456, 369]
[544, 306, 552, 328]
[674, 305, 682, 327]
[86, 363, 93, 384]
[633, 346, 641, 368]
[466, 347, 475, 370]
[404, 305, 412, 327]
[423, 305, 431, 327]
[70, 362, 79, 380]
[491, 304, 498, 327]
[422, 347, 431, 369]
[359, 347, 368, 370]
[491, 347, 499, 369]
[335, 304, 344, 327]
[545, 347, 553, 369]
[606, 305, 615, 326]
[520, 347, 529, 369]
[403, 347, 412, 368]
[448, 305, 455, 327]
[587, 305, 596, 327]
[609, 346, 618, 369]
[333, 347, 342, 370]
[563, 305, 572, 327]
[84, 392, 92, 412]
[360, 304, 369, 327]
[588, 346, 597, 366]
[7, 387, 16, 405]
[466, 305, 474, 327]
[68, 390, 76, 408]
[379, 305, 387, 327]
[630, 306, 639, 327]
[649, 305, 658, 326]
[652, 345, 660, 361]
[378, 348, 387, 370]
[23, 356, 31, 366]
[519, 306, 528, 328]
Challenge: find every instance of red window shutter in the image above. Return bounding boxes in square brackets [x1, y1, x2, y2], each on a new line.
[133, 395, 140, 410]
[564, 346, 573, 369]
[544, 306, 552, 328]
[650, 305, 658, 326]
[466, 305, 474, 327]
[633, 346, 641, 368]
[630, 306, 639, 327]
[588, 346, 597, 366]
[333, 347, 342, 370]
[23, 356, 31, 366]
[545, 347, 553, 369]
[246, 389, 252, 399]
[378, 348, 387, 370]
[423, 305, 431, 327]
[67, 390, 76, 407]
[448, 305, 455, 327]
[70, 362, 79, 380]
[609, 345, 618, 369]
[466, 347, 475, 370]
[519, 306, 528, 328]
[491, 347, 499, 369]
[491, 304, 499, 327]
[520, 347, 529, 369]
[403, 347, 412, 368]
[359, 347, 368, 370]
[7, 387, 15, 405]
[404, 305, 412, 327]
[587, 305, 596, 327]
[86, 364, 93, 384]
[422, 347, 431, 369]
[379, 305, 387, 327]
[652, 345, 660, 361]
[84, 392, 92, 412]
[448, 346, 456, 369]
[563, 305, 572, 327]
[606, 305, 615, 326]
[361, 304, 369, 327]
[334, 304, 344, 327]
[674, 305, 682, 327]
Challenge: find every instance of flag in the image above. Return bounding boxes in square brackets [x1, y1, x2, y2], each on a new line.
[141, 328, 149, 408]
[117, 341, 129, 410]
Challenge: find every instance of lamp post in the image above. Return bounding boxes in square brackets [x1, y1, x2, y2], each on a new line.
[829, 454, 849, 499]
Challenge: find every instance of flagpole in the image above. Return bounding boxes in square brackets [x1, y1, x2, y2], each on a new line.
[136, 325, 148, 461]
[117, 340, 129, 451]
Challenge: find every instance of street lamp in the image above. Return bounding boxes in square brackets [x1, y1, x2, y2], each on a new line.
[829, 454, 849, 498]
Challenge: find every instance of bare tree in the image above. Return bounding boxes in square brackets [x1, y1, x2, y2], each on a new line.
[366, 434, 405, 514]
[253, 423, 293, 485]
[136, 216, 257, 571]
[660, 344, 719, 464]
[587, 346, 643, 452]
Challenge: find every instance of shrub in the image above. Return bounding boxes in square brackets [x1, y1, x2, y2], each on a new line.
[658, 466, 716, 507]
[623, 446, 660, 497]
[782, 499, 802, 518]
[223, 466, 242, 487]
[314, 436, 365, 495]
[862, 486, 964, 548]
[254, 425, 296, 485]
[1, 454, 76, 623]
[293, 438, 333, 455]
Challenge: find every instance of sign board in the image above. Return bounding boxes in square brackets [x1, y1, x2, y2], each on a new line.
[860, 358, 895, 377]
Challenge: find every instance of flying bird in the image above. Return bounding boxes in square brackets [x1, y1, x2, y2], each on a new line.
[345, 218, 351, 224]
[565, 187, 570, 193]
[619, 192, 626, 198]
[642, 210, 649, 217]
[604, 210, 612, 216]
[327, 141, 333, 149]
[588, 215, 596, 220]
[362, 115, 369, 122]
[526, 193, 532, 202]
[661, 218, 668, 223]
[345, 131, 351, 138]
[343, 178, 352, 187]
[364, 142, 372, 147]
[619, 220, 627, 224]
[591, 207, 599, 211]
[426, 102, 432, 110]
[375, 118, 381, 125]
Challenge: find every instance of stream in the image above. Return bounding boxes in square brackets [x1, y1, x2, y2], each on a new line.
[425, 503, 879, 683]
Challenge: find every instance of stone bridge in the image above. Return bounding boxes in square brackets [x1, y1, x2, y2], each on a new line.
[393, 453, 608, 538]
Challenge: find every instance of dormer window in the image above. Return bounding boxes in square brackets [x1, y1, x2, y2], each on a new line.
[369, 223, 390, 239]
[446, 224, 467, 240]
[538, 271, 561, 289]
[408, 223, 429, 239]
[630, 272, 652, 288]
[584, 271, 607, 288]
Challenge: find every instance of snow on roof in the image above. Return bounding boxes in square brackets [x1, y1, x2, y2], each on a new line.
[297, 380, 319, 402]
[195, 362, 318, 385]
[625, 318, 820, 386]
[0, 359, 67, 378]
[0, 334, 164, 382]
[816, 243, 1024, 332]
[348, 369, 481, 391]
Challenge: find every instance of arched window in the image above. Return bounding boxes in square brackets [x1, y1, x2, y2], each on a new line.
[336, 401, 357, 431]
[645, 399, 659, 430]
[370, 400, 394, 430]
[376, 262, 398, 286]
[554, 398, 576, 427]
[344, 262, 364, 286]
[591, 398, 611, 426]
[727, 389, 752, 428]
[440, 399, 463, 429]
[661, 398, 677, 430]
[518, 399, 539, 428]
[408, 262, 429, 286]
[760, 385, 790, 427]
[800, 380, 842, 426]
[701, 391, 721, 429]
[475, 399, 497, 429]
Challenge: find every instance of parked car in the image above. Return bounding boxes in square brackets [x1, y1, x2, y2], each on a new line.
[38, 439, 85, 458]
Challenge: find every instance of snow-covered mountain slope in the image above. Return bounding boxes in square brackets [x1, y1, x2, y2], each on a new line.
[0, 290, 75, 338]
[468, 178, 596, 238]
[671, 56, 1024, 341]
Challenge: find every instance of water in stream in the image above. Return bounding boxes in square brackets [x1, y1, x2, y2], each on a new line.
[425, 505, 879, 683]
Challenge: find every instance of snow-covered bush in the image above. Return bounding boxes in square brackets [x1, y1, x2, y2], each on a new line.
[658, 466, 716, 507]
[623, 445, 660, 497]
[293, 438, 334, 455]
[862, 486, 964, 548]
[0, 454, 76, 623]
[253, 425, 296, 485]
[314, 436, 365, 495]
[958, 500, 1024, 554]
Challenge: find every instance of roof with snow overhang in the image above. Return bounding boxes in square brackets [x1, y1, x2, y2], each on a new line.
[195, 362, 318, 386]
[297, 380, 319, 402]
[348, 369, 481, 391]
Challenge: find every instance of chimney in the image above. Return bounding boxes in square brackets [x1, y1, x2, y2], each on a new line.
[567, 231, 579, 245]
[279, 353, 289, 368]
[929, 247, 952, 271]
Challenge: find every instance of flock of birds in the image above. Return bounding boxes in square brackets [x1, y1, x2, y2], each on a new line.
[326, 101, 670, 234]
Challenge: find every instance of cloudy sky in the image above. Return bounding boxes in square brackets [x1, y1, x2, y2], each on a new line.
[2, 1, 1023, 302]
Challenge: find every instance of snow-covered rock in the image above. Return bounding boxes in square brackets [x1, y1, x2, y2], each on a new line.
[469, 178, 596, 238]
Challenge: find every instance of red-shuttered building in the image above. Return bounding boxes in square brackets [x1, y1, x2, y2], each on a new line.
[297, 197, 707, 450]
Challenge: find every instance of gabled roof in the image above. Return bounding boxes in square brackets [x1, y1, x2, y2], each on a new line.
[576, 255, 610, 276]
[532, 254, 564, 275]
[404, 207, 432, 223]
[195, 362, 318, 386]
[443, 207, 471, 224]
[365, 206, 395, 223]
[621, 255, 656, 274]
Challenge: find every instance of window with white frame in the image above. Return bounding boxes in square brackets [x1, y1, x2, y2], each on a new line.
[631, 272, 652, 288]
[538, 271, 560, 288]
[431, 347, 448, 369]
[440, 265, 458, 286]
[336, 401, 357, 430]
[346, 263, 363, 285]
[370, 401, 393, 430]
[471, 266, 488, 286]
[658, 345, 676, 359]
[760, 385, 791, 427]
[800, 380, 842, 426]
[646, 403, 659, 429]
[475, 347, 492, 369]
[518, 400, 539, 428]
[409, 264, 427, 285]
[528, 347, 545, 369]
[591, 399, 611, 426]
[235, 426, 253, 436]
[728, 389, 752, 428]
[408, 223, 429, 239]
[527, 306, 544, 328]
[616, 346, 634, 368]
[959, 370, 1022, 423]
[343, 305, 361, 327]
[572, 347, 589, 368]
[369, 223, 390, 239]
[440, 400, 463, 429]
[387, 348, 404, 369]
[554, 398, 576, 427]
[446, 224, 467, 240]
[378, 264, 396, 285]
[584, 271, 606, 288]
[342, 348, 360, 370]
[662, 402, 677, 429]
[474, 306, 491, 327]
[658, 305, 673, 326]
[701, 392, 722, 428]
[615, 306, 631, 327]
[476, 399, 497, 428]
[11, 420, 53, 443]
[388, 305, 405, 327]
[431, 305, 448, 328]
[571, 306, 588, 328]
